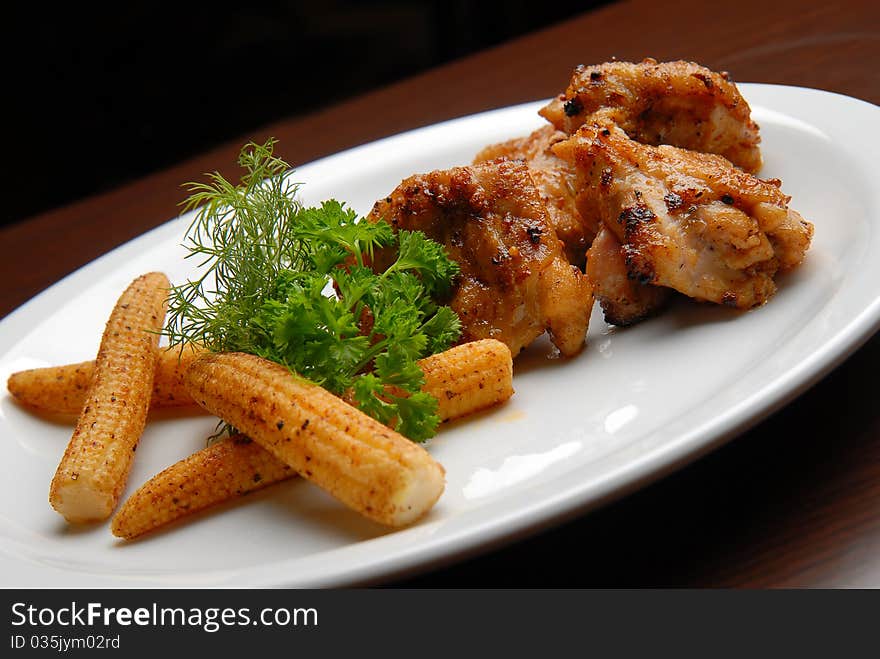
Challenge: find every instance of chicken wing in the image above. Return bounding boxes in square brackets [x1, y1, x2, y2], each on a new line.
[368, 159, 592, 357]
[541, 58, 763, 173]
[586, 226, 670, 326]
[553, 122, 813, 309]
[474, 125, 595, 267]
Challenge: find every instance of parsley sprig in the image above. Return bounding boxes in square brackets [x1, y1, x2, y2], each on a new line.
[165, 139, 461, 441]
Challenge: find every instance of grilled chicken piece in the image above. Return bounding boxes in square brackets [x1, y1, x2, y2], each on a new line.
[554, 122, 812, 309]
[474, 125, 595, 267]
[368, 159, 592, 357]
[586, 226, 670, 326]
[541, 58, 763, 173]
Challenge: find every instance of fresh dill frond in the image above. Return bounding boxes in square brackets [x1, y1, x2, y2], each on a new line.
[165, 139, 461, 441]
[165, 138, 306, 354]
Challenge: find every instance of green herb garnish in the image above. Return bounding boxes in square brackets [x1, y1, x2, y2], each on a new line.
[165, 139, 461, 441]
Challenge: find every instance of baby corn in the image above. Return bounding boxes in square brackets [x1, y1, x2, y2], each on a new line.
[112, 339, 513, 538]
[7, 340, 512, 421]
[7, 344, 203, 415]
[111, 435, 292, 539]
[7, 360, 94, 416]
[49, 272, 169, 523]
[149, 343, 204, 408]
[186, 352, 446, 527]
[420, 339, 513, 422]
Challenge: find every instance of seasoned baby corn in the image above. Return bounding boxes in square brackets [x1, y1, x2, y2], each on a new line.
[8, 360, 94, 416]
[7, 339, 513, 422]
[420, 339, 513, 422]
[112, 339, 514, 538]
[49, 272, 169, 523]
[111, 435, 292, 539]
[7, 344, 203, 415]
[185, 352, 446, 527]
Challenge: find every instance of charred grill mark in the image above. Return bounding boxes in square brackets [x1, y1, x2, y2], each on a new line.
[619, 203, 656, 238]
[623, 247, 656, 285]
[563, 97, 583, 117]
[664, 192, 684, 211]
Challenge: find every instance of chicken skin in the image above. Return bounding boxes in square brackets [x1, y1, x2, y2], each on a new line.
[553, 122, 813, 309]
[368, 159, 592, 357]
[586, 226, 670, 326]
[474, 125, 595, 267]
[541, 58, 763, 173]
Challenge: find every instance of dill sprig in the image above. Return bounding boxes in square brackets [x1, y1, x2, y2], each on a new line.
[165, 139, 461, 441]
[164, 139, 306, 352]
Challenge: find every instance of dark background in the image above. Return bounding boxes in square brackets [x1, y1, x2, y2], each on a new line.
[4, 1, 606, 228]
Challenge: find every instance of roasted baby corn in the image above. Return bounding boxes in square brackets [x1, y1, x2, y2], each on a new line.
[8, 360, 93, 416]
[112, 339, 513, 538]
[111, 435, 292, 539]
[185, 352, 446, 527]
[420, 339, 513, 422]
[7, 339, 513, 423]
[49, 272, 169, 523]
[7, 344, 203, 415]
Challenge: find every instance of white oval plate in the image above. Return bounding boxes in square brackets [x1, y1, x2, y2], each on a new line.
[1, 85, 878, 587]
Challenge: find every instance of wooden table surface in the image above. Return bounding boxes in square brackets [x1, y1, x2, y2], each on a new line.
[3, 0, 879, 587]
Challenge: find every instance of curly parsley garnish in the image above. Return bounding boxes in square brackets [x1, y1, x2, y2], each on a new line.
[165, 139, 461, 441]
